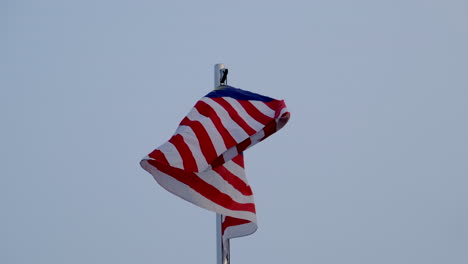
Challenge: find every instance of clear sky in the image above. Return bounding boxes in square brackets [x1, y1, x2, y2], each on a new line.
[2, 0, 468, 263]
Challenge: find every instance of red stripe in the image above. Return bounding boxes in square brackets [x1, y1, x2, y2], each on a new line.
[236, 138, 252, 154]
[211, 97, 256, 136]
[179, 117, 218, 165]
[274, 101, 287, 119]
[168, 134, 198, 172]
[263, 100, 279, 111]
[261, 120, 278, 141]
[210, 155, 225, 169]
[222, 216, 251, 234]
[231, 154, 244, 168]
[213, 165, 253, 196]
[148, 149, 169, 164]
[194, 101, 237, 150]
[237, 100, 272, 125]
[147, 160, 256, 213]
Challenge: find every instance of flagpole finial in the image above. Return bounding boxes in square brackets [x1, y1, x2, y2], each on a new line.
[220, 69, 228, 86]
[214, 64, 228, 89]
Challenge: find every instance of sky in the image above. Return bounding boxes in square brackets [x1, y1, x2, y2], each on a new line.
[2, 0, 468, 263]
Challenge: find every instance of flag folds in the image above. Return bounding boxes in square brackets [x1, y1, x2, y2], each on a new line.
[140, 85, 290, 242]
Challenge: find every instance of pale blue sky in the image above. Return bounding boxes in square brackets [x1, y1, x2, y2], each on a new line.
[2, 1, 468, 263]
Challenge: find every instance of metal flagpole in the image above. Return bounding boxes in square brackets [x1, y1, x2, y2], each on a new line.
[214, 63, 230, 264]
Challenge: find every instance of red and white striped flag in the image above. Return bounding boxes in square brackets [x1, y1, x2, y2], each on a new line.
[140, 85, 290, 244]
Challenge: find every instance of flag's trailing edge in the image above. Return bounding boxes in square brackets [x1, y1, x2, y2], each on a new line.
[140, 85, 290, 242]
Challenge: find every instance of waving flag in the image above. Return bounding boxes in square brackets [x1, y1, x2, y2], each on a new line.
[140, 85, 290, 244]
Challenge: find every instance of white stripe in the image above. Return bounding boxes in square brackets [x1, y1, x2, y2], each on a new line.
[277, 107, 288, 119]
[143, 155, 154, 161]
[157, 142, 184, 169]
[186, 107, 226, 156]
[223, 222, 258, 240]
[250, 129, 265, 145]
[175, 125, 208, 172]
[201, 97, 249, 143]
[223, 97, 264, 131]
[140, 160, 257, 223]
[224, 160, 248, 183]
[222, 146, 238, 163]
[250, 100, 275, 118]
[195, 169, 254, 204]
[276, 107, 289, 130]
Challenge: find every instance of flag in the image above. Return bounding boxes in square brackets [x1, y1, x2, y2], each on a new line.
[140, 85, 290, 245]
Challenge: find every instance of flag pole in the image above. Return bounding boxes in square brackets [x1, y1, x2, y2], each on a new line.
[214, 63, 230, 264]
